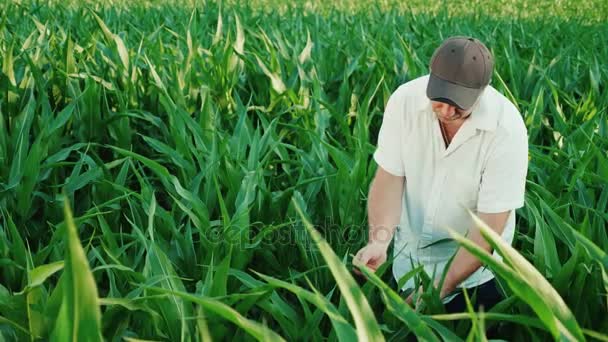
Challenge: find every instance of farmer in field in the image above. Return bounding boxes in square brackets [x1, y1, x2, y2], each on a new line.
[354, 36, 529, 312]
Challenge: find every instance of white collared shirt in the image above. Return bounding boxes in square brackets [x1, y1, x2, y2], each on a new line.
[373, 75, 529, 292]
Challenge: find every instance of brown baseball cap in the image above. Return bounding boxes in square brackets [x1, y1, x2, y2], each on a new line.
[426, 36, 494, 110]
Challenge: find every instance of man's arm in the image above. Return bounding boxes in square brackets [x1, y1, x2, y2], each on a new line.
[368, 166, 405, 247]
[353, 166, 405, 272]
[438, 211, 511, 298]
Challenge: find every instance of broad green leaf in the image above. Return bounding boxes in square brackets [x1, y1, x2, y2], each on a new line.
[50, 197, 103, 341]
[7, 95, 36, 190]
[140, 194, 192, 341]
[445, 211, 585, 341]
[430, 312, 545, 330]
[355, 265, 438, 341]
[255, 271, 357, 341]
[298, 30, 313, 64]
[0, 315, 30, 336]
[292, 193, 385, 342]
[255, 55, 286, 94]
[16, 261, 64, 295]
[147, 287, 286, 342]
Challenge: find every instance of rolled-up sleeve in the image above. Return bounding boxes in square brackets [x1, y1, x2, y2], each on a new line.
[373, 90, 406, 177]
[477, 120, 529, 213]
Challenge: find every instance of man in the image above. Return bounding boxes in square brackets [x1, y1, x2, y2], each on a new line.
[354, 36, 529, 312]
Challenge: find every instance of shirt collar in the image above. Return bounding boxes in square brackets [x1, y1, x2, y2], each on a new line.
[467, 89, 499, 131]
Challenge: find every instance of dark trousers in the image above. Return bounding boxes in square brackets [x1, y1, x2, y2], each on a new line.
[444, 278, 503, 313]
[397, 278, 505, 340]
[444, 279, 505, 338]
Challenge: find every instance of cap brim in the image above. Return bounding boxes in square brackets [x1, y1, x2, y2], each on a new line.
[426, 73, 482, 110]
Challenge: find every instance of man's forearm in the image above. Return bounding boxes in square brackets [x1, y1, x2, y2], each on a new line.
[439, 229, 489, 297]
[439, 211, 510, 297]
[367, 168, 405, 247]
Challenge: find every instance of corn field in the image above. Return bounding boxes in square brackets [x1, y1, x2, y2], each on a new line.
[1, 0, 607, 340]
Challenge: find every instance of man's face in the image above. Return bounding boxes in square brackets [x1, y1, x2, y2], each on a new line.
[431, 100, 473, 124]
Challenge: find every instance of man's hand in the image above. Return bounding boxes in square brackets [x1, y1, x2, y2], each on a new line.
[353, 166, 404, 277]
[404, 279, 442, 309]
[353, 242, 388, 275]
[405, 286, 422, 308]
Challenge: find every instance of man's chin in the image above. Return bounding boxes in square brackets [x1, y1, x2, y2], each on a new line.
[438, 117, 456, 123]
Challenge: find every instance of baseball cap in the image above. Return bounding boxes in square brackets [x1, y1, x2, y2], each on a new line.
[426, 36, 494, 110]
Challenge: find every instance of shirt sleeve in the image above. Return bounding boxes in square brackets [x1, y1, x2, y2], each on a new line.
[373, 89, 406, 177]
[477, 120, 529, 213]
